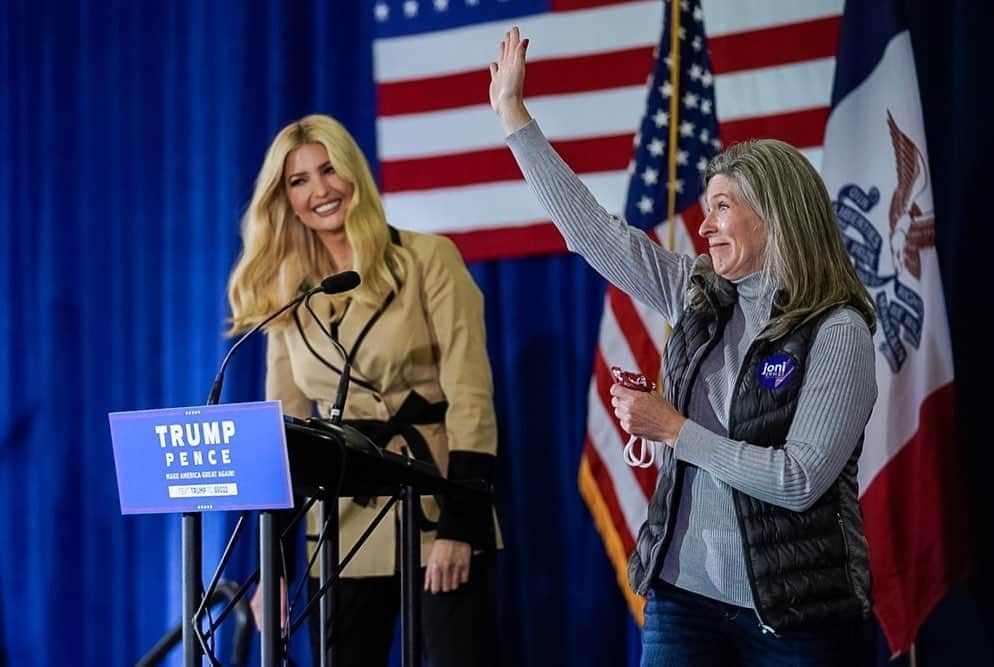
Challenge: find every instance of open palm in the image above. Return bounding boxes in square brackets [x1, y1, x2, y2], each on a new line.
[489, 26, 528, 115]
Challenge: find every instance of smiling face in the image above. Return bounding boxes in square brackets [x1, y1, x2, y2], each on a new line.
[699, 174, 767, 280]
[283, 142, 355, 240]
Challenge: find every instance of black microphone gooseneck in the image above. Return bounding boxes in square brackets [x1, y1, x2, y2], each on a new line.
[329, 361, 352, 425]
[300, 289, 354, 425]
[207, 271, 361, 405]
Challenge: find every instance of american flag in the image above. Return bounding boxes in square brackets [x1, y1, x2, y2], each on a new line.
[624, 0, 720, 232]
[373, 0, 665, 260]
[373, 0, 839, 262]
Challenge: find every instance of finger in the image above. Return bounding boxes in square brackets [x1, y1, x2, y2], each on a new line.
[429, 573, 441, 594]
[612, 384, 637, 399]
[505, 32, 517, 60]
[489, 62, 498, 79]
[444, 563, 458, 592]
[434, 564, 447, 593]
[509, 25, 520, 50]
[517, 37, 529, 61]
[498, 39, 505, 63]
[250, 588, 264, 631]
[459, 561, 471, 586]
[250, 601, 262, 632]
[433, 568, 444, 594]
[424, 566, 436, 593]
[610, 383, 623, 396]
[434, 566, 446, 594]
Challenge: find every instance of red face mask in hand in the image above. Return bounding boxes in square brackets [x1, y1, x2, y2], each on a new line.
[610, 366, 659, 469]
[610, 366, 656, 393]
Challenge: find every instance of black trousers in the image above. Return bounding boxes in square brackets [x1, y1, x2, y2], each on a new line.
[305, 552, 498, 667]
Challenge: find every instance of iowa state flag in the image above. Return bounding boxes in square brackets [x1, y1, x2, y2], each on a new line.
[821, 0, 971, 656]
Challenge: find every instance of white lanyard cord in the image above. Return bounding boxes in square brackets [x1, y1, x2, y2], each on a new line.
[623, 434, 656, 468]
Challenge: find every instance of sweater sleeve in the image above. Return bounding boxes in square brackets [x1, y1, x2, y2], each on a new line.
[673, 312, 877, 511]
[506, 120, 694, 323]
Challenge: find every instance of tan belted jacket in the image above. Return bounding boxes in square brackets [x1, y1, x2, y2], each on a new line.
[265, 228, 498, 577]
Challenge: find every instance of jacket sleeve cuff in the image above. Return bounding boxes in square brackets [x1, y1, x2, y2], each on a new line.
[673, 419, 721, 469]
[435, 450, 497, 550]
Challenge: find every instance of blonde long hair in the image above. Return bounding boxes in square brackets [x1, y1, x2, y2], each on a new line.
[702, 139, 876, 340]
[227, 114, 399, 334]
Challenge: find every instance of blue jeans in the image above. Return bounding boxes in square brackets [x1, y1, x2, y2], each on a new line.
[641, 581, 862, 667]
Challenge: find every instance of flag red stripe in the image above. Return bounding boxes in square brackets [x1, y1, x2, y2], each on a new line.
[860, 382, 972, 656]
[607, 285, 661, 376]
[583, 436, 638, 553]
[444, 221, 567, 262]
[709, 16, 842, 75]
[378, 46, 654, 117]
[377, 68, 488, 117]
[381, 133, 634, 193]
[593, 350, 659, 496]
[434, 198, 705, 265]
[552, 0, 645, 11]
[381, 109, 826, 195]
[378, 17, 838, 118]
[719, 107, 830, 151]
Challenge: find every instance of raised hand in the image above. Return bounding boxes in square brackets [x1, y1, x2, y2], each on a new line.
[489, 26, 533, 135]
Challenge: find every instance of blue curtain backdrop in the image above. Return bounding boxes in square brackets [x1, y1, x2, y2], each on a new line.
[0, 1, 991, 665]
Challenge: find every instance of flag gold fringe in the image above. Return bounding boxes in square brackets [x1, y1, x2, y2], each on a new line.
[578, 454, 646, 626]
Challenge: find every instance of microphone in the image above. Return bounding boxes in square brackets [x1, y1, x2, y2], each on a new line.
[207, 271, 361, 405]
[299, 291, 353, 425]
[328, 343, 351, 425]
[317, 271, 360, 295]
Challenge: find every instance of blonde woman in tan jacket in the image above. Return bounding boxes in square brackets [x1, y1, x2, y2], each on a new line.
[228, 114, 500, 667]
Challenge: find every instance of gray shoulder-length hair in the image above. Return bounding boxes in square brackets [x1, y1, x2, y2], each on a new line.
[700, 138, 876, 340]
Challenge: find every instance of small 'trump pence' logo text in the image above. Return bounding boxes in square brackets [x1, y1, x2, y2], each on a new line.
[758, 353, 797, 390]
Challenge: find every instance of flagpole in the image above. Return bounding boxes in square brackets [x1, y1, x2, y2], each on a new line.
[664, 0, 682, 254]
[659, 0, 683, 381]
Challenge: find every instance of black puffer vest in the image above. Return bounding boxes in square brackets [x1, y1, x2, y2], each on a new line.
[627, 258, 872, 632]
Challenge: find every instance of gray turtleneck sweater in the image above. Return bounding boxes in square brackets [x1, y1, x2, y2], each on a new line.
[506, 120, 876, 608]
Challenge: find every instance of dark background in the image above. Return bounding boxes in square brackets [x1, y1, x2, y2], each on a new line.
[1, 1, 991, 664]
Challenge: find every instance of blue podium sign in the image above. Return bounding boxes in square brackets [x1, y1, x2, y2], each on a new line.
[109, 401, 293, 514]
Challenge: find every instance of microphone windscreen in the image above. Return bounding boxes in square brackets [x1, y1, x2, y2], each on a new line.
[319, 271, 361, 294]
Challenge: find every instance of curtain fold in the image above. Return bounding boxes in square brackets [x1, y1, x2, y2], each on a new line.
[1, 1, 990, 666]
[0, 2, 638, 664]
